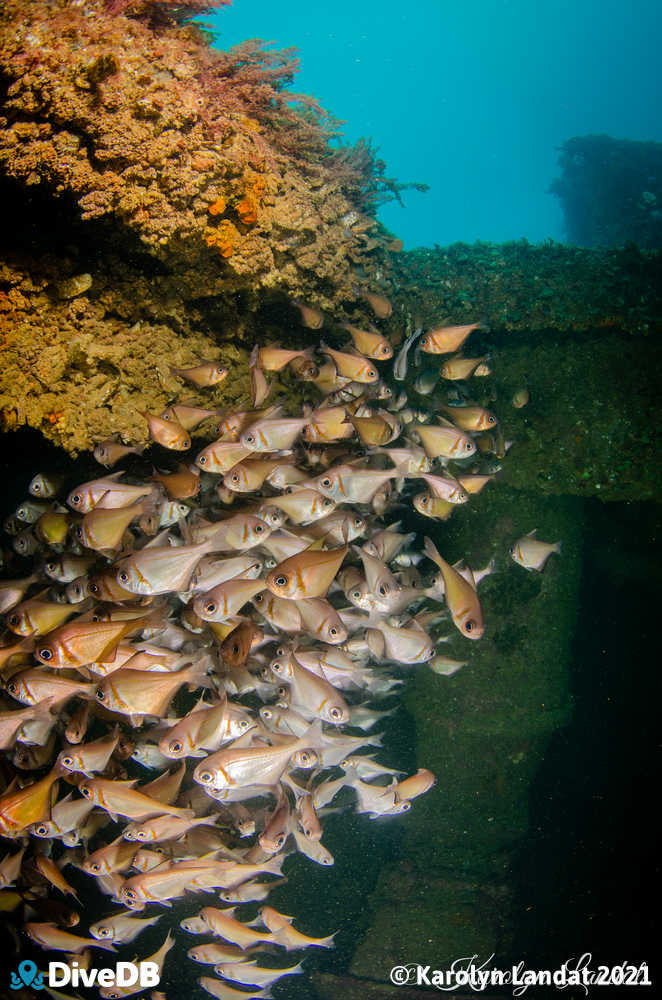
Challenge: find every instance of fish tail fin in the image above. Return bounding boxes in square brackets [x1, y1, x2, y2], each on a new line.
[478, 317, 490, 333]
[422, 536, 444, 570]
[95, 939, 117, 952]
[263, 853, 285, 877]
[554, 541, 563, 555]
[320, 932, 337, 949]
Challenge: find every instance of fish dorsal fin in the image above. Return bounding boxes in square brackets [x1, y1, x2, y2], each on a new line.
[304, 535, 330, 552]
[525, 528, 538, 538]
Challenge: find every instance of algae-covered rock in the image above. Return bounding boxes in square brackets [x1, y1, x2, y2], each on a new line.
[487, 330, 662, 502]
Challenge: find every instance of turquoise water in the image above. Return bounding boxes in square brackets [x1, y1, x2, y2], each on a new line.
[205, 0, 662, 249]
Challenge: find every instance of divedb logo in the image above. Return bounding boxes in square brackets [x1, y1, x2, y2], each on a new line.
[10, 960, 160, 991]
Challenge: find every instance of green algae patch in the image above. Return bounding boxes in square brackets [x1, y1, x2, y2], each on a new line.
[350, 490, 583, 980]
[492, 330, 662, 502]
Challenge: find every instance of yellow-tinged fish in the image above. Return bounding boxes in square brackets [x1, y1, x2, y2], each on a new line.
[187, 941, 250, 963]
[5, 668, 95, 706]
[199, 977, 272, 1000]
[299, 405, 354, 444]
[138, 411, 191, 451]
[25, 922, 116, 952]
[30, 792, 94, 839]
[340, 323, 393, 359]
[123, 812, 217, 843]
[311, 359, 352, 394]
[424, 537, 484, 639]
[420, 320, 487, 355]
[349, 414, 393, 447]
[5, 595, 77, 637]
[161, 403, 219, 431]
[159, 696, 236, 760]
[97, 932, 174, 998]
[193, 578, 266, 623]
[57, 726, 120, 775]
[34, 511, 74, 547]
[511, 529, 561, 571]
[258, 346, 311, 371]
[440, 354, 491, 380]
[251, 591, 302, 632]
[438, 403, 497, 431]
[418, 473, 468, 504]
[152, 463, 201, 500]
[95, 660, 209, 717]
[314, 465, 400, 504]
[413, 493, 455, 521]
[0, 573, 39, 614]
[0, 844, 26, 888]
[67, 473, 153, 513]
[223, 457, 283, 493]
[199, 906, 277, 949]
[0, 766, 60, 836]
[458, 473, 494, 494]
[29, 472, 65, 498]
[394, 768, 436, 801]
[269, 920, 336, 951]
[279, 658, 349, 724]
[240, 415, 309, 453]
[77, 501, 147, 552]
[78, 776, 194, 821]
[118, 861, 218, 909]
[192, 513, 272, 551]
[170, 361, 228, 387]
[93, 439, 142, 467]
[269, 489, 336, 525]
[428, 654, 467, 676]
[292, 299, 324, 329]
[193, 728, 319, 790]
[82, 834, 140, 876]
[89, 911, 162, 943]
[512, 387, 531, 408]
[214, 958, 304, 988]
[33, 854, 80, 902]
[1, 697, 48, 751]
[362, 289, 392, 318]
[415, 420, 477, 459]
[366, 619, 434, 664]
[266, 544, 348, 600]
[115, 540, 215, 596]
[319, 344, 379, 383]
[195, 441, 252, 474]
[35, 617, 146, 668]
[288, 355, 318, 380]
[296, 597, 348, 644]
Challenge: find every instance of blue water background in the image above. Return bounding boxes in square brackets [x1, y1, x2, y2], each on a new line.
[205, 0, 662, 249]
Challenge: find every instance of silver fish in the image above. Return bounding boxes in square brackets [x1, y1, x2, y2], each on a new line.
[393, 327, 423, 381]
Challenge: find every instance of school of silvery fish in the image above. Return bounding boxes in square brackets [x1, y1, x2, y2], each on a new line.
[0, 298, 561, 1000]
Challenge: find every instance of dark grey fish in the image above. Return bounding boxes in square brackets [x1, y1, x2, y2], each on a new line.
[413, 370, 438, 395]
